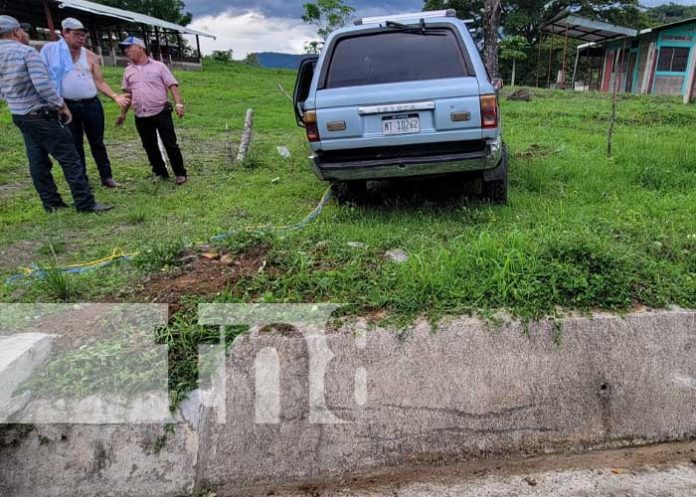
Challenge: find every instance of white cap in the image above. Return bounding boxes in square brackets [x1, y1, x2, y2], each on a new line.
[62, 18, 86, 31]
[118, 36, 147, 49]
[0, 15, 31, 35]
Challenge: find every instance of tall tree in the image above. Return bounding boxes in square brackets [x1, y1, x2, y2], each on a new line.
[483, 0, 503, 77]
[423, 0, 483, 34]
[499, 35, 529, 86]
[302, 0, 355, 41]
[424, 0, 650, 44]
[100, 0, 192, 25]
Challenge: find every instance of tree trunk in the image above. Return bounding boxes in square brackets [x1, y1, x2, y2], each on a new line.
[511, 59, 517, 87]
[483, 0, 502, 78]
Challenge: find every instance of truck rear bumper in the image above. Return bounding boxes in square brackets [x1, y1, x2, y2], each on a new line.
[311, 137, 503, 181]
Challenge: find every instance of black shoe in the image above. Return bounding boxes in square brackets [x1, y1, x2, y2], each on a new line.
[45, 202, 69, 213]
[102, 178, 121, 189]
[79, 203, 114, 213]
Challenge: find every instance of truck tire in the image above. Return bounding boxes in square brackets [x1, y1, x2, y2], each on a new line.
[331, 180, 368, 203]
[482, 145, 508, 204]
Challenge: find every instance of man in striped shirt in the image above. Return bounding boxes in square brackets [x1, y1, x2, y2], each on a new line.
[0, 16, 111, 213]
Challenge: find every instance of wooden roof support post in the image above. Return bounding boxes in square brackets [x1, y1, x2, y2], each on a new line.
[141, 26, 149, 49]
[89, 16, 101, 56]
[547, 39, 553, 88]
[164, 29, 171, 65]
[176, 32, 183, 59]
[154, 25, 162, 61]
[561, 24, 570, 89]
[107, 27, 116, 67]
[196, 35, 201, 61]
[608, 40, 627, 158]
[43, 0, 58, 41]
[571, 46, 582, 90]
[683, 47, 696, 104]
[536, 32, 543, 88]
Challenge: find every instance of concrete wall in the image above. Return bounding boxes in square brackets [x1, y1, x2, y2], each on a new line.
[1, 310, 695, 497]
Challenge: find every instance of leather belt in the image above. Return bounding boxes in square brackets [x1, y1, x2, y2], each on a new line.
[64, 96, 99, 103]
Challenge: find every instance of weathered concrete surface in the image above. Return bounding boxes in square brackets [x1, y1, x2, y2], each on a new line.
[0, 333, 53, 422]
[273, 465, 696, 497]
[264, 440, 696, 497]
[0, 423, 198, 497]
[197, 310, 696, 495]
[1, 311, 695, 497]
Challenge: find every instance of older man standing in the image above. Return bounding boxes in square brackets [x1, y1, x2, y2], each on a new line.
[0, 16, 111, 213]
[41, 18, 129, 188]
[116, 36, 188, 185]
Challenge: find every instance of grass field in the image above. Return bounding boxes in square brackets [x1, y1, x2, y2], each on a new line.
[2, 60, 694, 405]
[1, 60, 694, 324]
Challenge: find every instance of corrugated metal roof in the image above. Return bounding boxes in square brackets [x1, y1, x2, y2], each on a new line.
[640, 16, 696, 35]
[55, 0, 216, 39]
[542, 9, 637, 43]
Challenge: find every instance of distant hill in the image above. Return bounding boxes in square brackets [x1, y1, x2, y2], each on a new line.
[247, 52, 309, 70]
[647, 3, 696, 25]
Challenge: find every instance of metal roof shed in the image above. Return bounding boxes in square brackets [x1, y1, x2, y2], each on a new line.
[1, 0, 215, 70]
[540, 9, 638, 88]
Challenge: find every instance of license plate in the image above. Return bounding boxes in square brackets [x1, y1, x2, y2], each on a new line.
[382, 114, 420, 136]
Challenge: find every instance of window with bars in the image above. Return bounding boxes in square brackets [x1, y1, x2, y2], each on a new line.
[657, 47, 691, 72]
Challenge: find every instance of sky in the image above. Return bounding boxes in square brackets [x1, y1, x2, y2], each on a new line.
[187, 0, 696, 59]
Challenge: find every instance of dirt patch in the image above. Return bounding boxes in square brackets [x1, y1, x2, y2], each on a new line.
[0, 240, 38, 274]
[507, 88, 533, 102]
[0, 182, 25, 195]
[138, 244, 269, 315]
[105, 130, 235, 170]
[513, 144, 555, 160]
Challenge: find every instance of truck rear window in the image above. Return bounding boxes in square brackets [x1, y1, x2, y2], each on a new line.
[325, 29, 469, 89]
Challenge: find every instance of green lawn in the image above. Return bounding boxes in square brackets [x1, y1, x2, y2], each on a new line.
[0, 60, 694, 323]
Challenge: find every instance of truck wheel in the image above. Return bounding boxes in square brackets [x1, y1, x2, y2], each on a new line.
[481, 146, 508, 204]
[331, 180, 368, 203]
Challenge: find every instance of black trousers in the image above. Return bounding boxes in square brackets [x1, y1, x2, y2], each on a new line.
[66, 97, 114, 184]
[13, 110, 96, 212]
[134, 105, 187, 178]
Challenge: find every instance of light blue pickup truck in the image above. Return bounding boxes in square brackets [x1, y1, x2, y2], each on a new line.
[293, 10, 508, 203]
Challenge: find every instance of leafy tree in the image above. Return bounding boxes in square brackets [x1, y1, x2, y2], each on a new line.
[304, 40, 323, 54]
[647, 3, 696, 25]
[100, 0, 192, 26]
[499, 35, 529, 85]
[211, 49, 233, 63]
[424, 0, 651, 82]
[423, 0, 483, 35]
[302, 0, 355, 41]
[424, 0, 650, 44]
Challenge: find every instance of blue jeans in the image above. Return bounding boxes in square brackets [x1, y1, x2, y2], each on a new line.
[65, 97, 113, 184]
[13, 109, 95, 212]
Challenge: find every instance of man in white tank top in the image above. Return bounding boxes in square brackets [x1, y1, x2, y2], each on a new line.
[41, 18, 130, 188]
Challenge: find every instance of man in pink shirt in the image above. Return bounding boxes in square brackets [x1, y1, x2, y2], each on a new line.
[116, 37, 187, 185]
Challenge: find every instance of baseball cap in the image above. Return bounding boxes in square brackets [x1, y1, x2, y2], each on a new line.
[62, 18, 87, 31]
[118, 36, 146, 49]
[0, 15, 32, 35]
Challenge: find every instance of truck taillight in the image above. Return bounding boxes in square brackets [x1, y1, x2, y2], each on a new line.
[480, 95, 499, 129]
[304, 110, 320, 142]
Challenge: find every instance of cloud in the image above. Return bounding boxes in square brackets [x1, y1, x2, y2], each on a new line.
[189, 10, 319, 59]
[185, 0, 424, 19]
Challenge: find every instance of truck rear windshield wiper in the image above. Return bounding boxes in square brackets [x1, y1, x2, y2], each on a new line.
[384, 19, 446, 35]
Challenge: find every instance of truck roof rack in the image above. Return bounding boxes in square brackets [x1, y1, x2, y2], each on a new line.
[355, 9, 461, 26]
